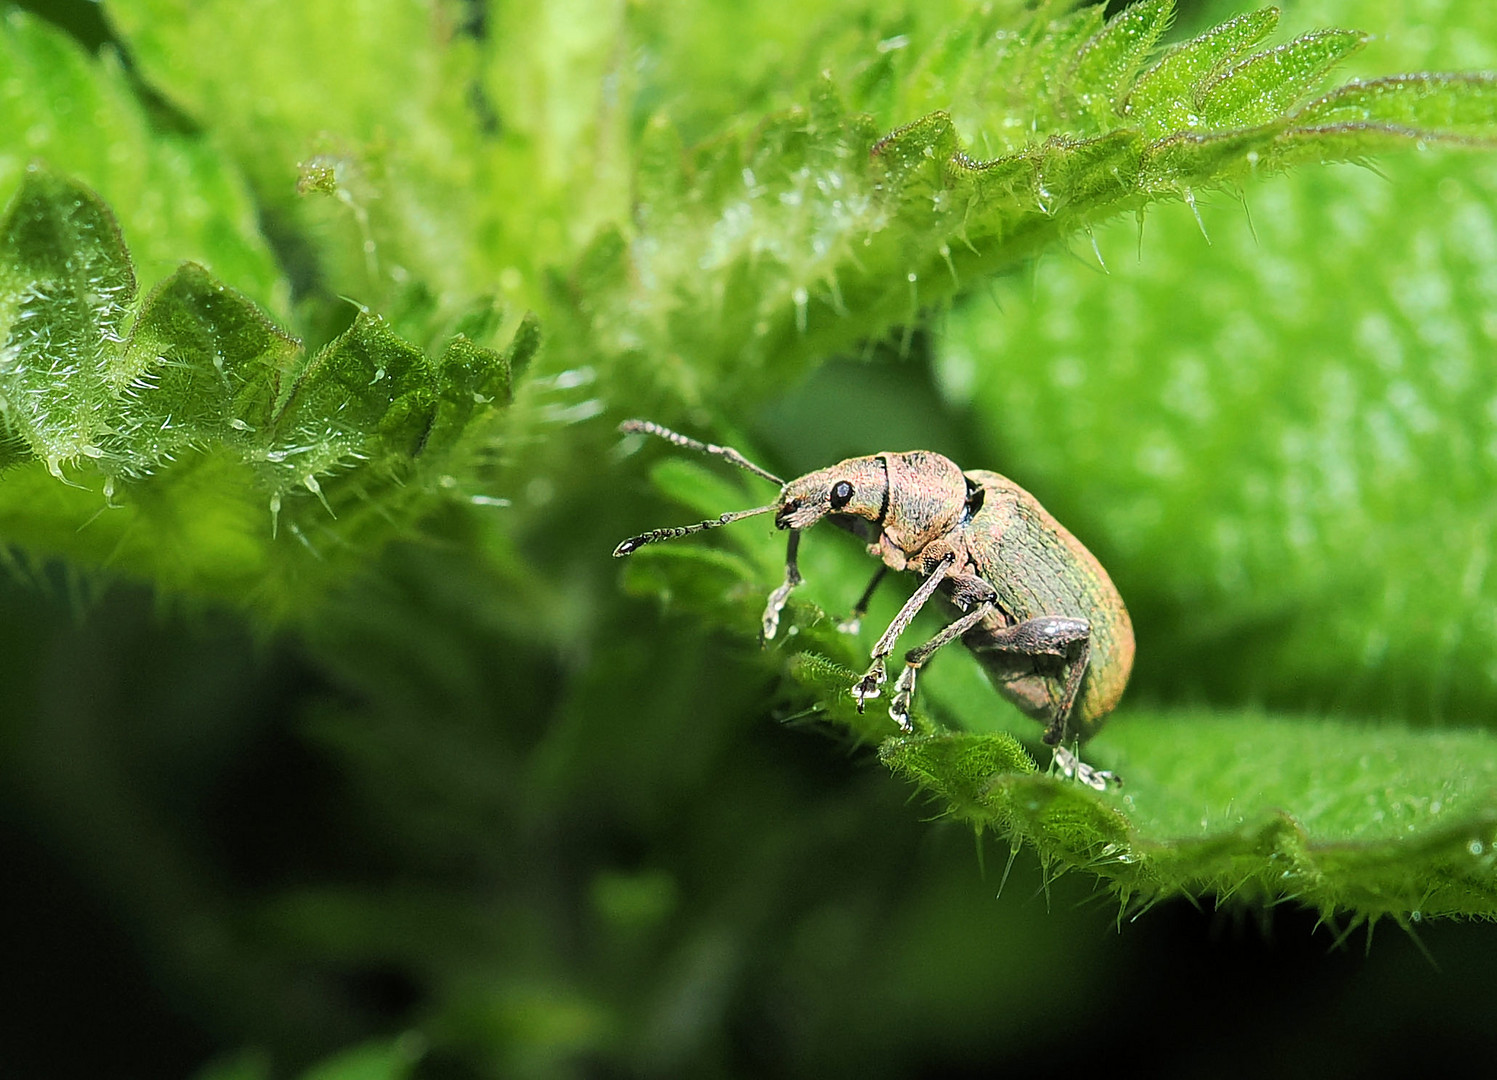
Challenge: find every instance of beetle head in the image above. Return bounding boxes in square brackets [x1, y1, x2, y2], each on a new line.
[610, 422, 972, 563]
[774, 456, 889, 531]
[778, 451, 969, 561]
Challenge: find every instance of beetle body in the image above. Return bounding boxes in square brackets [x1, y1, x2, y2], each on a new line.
[950, 469, 1132, 739]
[614, 422, 1133, 788]
[778, 452, 1132, 742]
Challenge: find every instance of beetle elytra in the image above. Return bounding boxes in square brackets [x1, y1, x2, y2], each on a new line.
[612, 420, 1134, 789]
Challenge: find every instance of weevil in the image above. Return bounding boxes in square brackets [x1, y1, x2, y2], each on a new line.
[612, 420, 1134, 789]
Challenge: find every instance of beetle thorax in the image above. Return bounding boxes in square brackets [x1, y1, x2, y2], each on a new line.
[877, 451, 968, 558]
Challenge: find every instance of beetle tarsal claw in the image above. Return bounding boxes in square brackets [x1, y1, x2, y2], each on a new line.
[761, 580, 795, 640]
[836, 615, 862, 635]
[851, 658, 887, 711]
[1051, 745, 1121, 791]
[888, 664, 917, 731]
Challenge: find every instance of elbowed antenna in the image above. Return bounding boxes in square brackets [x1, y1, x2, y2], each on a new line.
[619, 419, 784, 486]
[613, 503, 776, 557]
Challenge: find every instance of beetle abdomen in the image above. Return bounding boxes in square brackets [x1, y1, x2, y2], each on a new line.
[957, 470, 1134, 738]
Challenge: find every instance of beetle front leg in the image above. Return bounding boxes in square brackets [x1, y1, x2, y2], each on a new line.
[761, 531, 802, 641]
[852, 555, 954, 710]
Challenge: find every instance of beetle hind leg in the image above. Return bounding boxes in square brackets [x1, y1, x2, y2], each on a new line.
[967, 615, 1120, 788]
[967, 616, 1091, 742]
[1040, 634, 1091, 747]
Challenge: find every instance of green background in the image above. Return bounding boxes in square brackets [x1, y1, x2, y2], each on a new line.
[4, 0, 1497, 1077]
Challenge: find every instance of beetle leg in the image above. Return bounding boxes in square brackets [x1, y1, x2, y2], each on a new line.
[761, 531, 802, 641]
[851, 656, 887, 709]
[853, 555, 954, 710]
[968, 615, 1092, 742]
[966, 616, 1119, 787]
[837, 565, 889, 635]
[1045, 635, 1091, 747]
[887, 599, 996, 731]
[1052, 743, 1118, 791]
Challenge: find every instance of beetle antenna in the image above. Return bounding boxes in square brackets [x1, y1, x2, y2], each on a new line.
[620, 419, 784, 486]
[613, 504, 776, 557]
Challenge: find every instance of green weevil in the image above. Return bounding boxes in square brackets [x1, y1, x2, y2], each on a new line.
[612, 420, 1134, 789]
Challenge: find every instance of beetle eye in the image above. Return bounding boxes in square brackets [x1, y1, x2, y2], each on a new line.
[829, 480, 854, 510]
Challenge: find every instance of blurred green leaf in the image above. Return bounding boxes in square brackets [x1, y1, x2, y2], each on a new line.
[299, 1037, 423, 1080]
[938, 148, 1497, 726]
[193, 1050, 273, 1080]
[104, 0, 539, 346]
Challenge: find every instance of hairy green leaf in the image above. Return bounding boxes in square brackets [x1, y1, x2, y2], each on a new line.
[562, 0, 1497, 406]
[0, 168, 534, 614]
[1196, 28, 1368, 129]
[104, 0, 1497, 407]
[1124, 8, 1280, 135]
[0, 8, 283, 309]
[886, 714, 1497, 921]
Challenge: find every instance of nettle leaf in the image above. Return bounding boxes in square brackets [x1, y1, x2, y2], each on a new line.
[573, 0, 1497, 405]
[0, 164, 134, 474]
[0, 8, 283, 310]
[101, 0, 1497, 401]
[0, 168, 534, 614]
[105, 0, 555, 349]
[1123, 8, 1280, 134]
[1296, 73, 1497, 139]
[1193, 28, 1368, 129]
[884, 717, 1497, 922]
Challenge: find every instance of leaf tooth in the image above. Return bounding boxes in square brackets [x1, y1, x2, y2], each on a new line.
[1125, 7, 1281, 136]
[1069, 0, 1175, 120]
[1196, 28, 1368, 130]
[1291, 72, 1497, 142]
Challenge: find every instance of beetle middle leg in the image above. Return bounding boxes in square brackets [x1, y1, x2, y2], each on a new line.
[837, 565, 888, 635]
[852, 554, 954, 709]
[886, 596, 997, 731]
